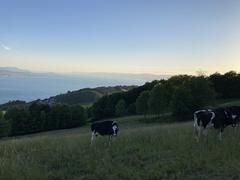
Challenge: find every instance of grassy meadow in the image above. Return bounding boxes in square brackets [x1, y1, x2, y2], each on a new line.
[1, 115, 240, 180]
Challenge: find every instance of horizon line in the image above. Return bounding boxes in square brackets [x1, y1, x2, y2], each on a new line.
[0, 66, 239, 77]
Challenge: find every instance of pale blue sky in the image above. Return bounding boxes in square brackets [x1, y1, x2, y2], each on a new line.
[0, 0, 240, 75]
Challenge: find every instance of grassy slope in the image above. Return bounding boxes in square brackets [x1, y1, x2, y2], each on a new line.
[1, 116, 240, 180]
[216, 99, 240, 107]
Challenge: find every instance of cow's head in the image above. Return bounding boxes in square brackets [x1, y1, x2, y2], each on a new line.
[112, 121, 119, 136]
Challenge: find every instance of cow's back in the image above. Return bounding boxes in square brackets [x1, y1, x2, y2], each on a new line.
[91, 121, 114, 135]
[212, 108, 233, 128]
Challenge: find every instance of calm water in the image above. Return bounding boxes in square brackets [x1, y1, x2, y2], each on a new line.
[0, 74, 147, 104]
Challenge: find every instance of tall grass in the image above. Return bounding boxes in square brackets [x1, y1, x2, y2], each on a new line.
[0, 119, 240, 180]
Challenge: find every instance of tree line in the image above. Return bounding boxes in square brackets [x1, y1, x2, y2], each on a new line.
[90, 81, 158, 120]
[0, 103, 87, 137]
[91, 71, 240, 121]
[209, 71, 240, 98]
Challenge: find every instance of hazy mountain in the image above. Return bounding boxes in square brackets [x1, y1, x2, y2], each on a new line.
[0, 67, 30, 77]
[0, 67, 29, 72]
[0, 67, 54, 77]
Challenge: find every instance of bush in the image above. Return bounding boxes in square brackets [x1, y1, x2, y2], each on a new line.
[148, 83, 171, 115]
[169, 75, 216, 120]
[136, 91, 150, 116]
[115, 99, 126, 117]
[5, 107, 30, 135]
[0, 111, 11, 137]
[3, 104, 87, 137]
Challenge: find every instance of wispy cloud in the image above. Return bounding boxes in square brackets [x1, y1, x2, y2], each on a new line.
[0, 42, 11, 51]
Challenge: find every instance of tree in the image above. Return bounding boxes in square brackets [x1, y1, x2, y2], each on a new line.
[91, 81, 159, 120]
[70, 105, 87, 127]
[92, 96, 109, 120]
[48, 105, 71, 129]
[127, 103, 136, 115]
[189, 76, 216, 109]
[136, 91, 150, 117]
[148, 83, 171, 115]
[0, 111, 11, 137]
[209, 72, 223, 98]
[115, 99, 126, 117]
[5, 107, 30, 135]
[170, 86, 194, 120]
[209, 71, 240, 98]
[169, 75, 216, 120]
[29, 103, 51, 132]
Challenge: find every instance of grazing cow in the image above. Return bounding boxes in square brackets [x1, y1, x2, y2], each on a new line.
[91, 120, 119, 144]
[194, 108, 233, 141]
[193, 109, 215, 139]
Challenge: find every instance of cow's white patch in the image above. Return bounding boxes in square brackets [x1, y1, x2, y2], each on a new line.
[210, 111, 215, 120]
[232, 115, 237, 119]
[112, 125, 118, 135]
[195, 109, 208, 114]
[206, 111, 215, 128]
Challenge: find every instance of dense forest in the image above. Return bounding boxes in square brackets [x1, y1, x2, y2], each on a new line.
[0, 71, 240, 137]
[0, 103, 87, 137]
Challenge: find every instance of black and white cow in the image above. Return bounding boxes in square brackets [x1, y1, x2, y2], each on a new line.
[91, 120, 119, 144]
[193, 108, 234, 141]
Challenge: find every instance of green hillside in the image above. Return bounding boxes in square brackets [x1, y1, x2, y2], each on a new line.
[1, 116, 240, 180]
[52, 86, 136, 105]
[0, 86, 136, 110]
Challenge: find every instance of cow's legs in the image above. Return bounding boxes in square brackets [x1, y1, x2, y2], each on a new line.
[108, 135, 113, 145]
[193, 116, 198, 140]
[194, 126, 201, 141]
[193, 123, 198, 139]
[91, 131, 96, 145]
[203, 129, 208, 136]
[193, 120, 202, 142]
[197, 125, 202, 142]
[219, 128, 223, 141]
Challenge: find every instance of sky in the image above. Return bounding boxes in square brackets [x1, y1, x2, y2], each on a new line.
[0, 0, 240, 75]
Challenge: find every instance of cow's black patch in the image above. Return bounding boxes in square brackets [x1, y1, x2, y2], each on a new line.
[91, 120, 119, 136]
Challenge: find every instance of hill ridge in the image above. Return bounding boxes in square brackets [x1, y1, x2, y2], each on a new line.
[0, 85, 137, 109]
